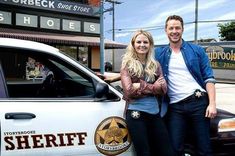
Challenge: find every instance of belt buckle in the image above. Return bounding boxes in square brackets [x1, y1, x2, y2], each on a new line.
[194, 89, 202, 98]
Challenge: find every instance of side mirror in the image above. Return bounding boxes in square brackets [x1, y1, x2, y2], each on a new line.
[95, 82, 109, 98]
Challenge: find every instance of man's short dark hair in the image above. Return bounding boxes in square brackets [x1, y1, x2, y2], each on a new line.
[165, 15, 184, 29]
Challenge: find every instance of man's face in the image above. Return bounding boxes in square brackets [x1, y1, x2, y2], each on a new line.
[165, 19, 183, 44]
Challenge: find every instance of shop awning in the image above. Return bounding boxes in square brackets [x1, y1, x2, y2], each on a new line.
[0, 28, 127, 49]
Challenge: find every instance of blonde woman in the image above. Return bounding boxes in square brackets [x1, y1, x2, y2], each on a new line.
[121, 30, 175, 156]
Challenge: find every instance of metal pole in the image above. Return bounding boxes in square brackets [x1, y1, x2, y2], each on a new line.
[194, 0, 198, 44]
[105, 0, 122, 72]
[112, 2, 115, 41]
[112, 2, 115, 71]
[100, 0, 105, 74]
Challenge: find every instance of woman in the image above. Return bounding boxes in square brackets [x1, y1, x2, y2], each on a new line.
[121, 30, 175, 156]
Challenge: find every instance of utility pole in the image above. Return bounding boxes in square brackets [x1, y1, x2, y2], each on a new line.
[99, 0, 120, 74]
[100, 0, 105, 74]
[194, 0, 198, 44]
[105, 0, 122, 71]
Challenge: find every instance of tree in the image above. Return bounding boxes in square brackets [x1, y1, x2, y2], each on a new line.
[218, 22, 235, 41]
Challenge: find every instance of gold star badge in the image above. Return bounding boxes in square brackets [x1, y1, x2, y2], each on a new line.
[95, 117, 131, 155]
[97, 118, 128, 144]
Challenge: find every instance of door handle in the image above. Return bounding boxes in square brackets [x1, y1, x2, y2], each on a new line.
[5, 112, 36, 119]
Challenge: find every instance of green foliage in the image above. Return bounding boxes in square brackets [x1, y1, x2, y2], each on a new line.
[218, 22, 235, 41]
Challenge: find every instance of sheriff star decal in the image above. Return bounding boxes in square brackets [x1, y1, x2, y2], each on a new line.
[94, 117, 131, 155]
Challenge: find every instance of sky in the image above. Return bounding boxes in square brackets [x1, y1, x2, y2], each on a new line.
[103, 0, 235, 45]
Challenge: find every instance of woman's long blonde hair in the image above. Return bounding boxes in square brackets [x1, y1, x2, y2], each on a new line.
[121, 30, 158, 82]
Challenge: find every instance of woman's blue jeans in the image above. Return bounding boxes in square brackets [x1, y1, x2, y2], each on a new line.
[126, 110, 175, 156]
[167, 95, 212, 156]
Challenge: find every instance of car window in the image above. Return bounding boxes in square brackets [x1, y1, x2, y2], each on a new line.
[0, 47, 96, 98]
[26, 57, 50, 82]
[50, 60, 85, 81]
[0, 62, 8, 98]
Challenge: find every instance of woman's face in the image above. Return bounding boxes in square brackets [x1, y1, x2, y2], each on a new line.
[134, 34, 150, 56]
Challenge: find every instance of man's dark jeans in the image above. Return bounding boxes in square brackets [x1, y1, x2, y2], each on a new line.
[167, 95, 212, 156]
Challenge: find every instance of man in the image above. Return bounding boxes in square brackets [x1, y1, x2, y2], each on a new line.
[155, 15, 217, 156]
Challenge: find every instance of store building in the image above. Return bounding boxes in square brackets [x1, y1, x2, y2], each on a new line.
[0, 0, 126, 71]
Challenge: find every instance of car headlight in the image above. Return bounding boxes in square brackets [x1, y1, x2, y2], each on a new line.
[218, 118, 235, 132]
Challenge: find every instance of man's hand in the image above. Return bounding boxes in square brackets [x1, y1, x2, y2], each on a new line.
[157, 76, 166, 86]
[205, 103, 217, 118]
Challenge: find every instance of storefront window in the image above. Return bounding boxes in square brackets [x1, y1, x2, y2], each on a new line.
[55, 45, 89, 67]
[79, 46, 88, 66]
[56, 45, 77, 59]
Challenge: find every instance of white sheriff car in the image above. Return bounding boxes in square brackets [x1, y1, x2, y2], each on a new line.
[0, 38, 134, 156]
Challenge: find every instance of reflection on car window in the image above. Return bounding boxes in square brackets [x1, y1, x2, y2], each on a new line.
[50, 60, 83, 80]
[0, 47, 95, 98]
[26, 57, 51, 81]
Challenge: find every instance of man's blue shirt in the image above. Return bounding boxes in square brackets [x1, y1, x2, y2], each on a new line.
[155, 40, 216, 117]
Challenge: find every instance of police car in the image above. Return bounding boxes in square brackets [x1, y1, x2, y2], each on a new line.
[0, 38, 134, 156]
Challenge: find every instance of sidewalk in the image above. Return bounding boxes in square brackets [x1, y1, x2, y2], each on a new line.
[216, 82, 235, 114]
[216, 78, 235, 84]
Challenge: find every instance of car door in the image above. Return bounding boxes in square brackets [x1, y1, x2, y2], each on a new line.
[0, 47, 133, 156]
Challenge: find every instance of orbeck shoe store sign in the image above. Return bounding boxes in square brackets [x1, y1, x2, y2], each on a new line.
[0, 0, 97, 16]
[0, 0, 100, 34]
